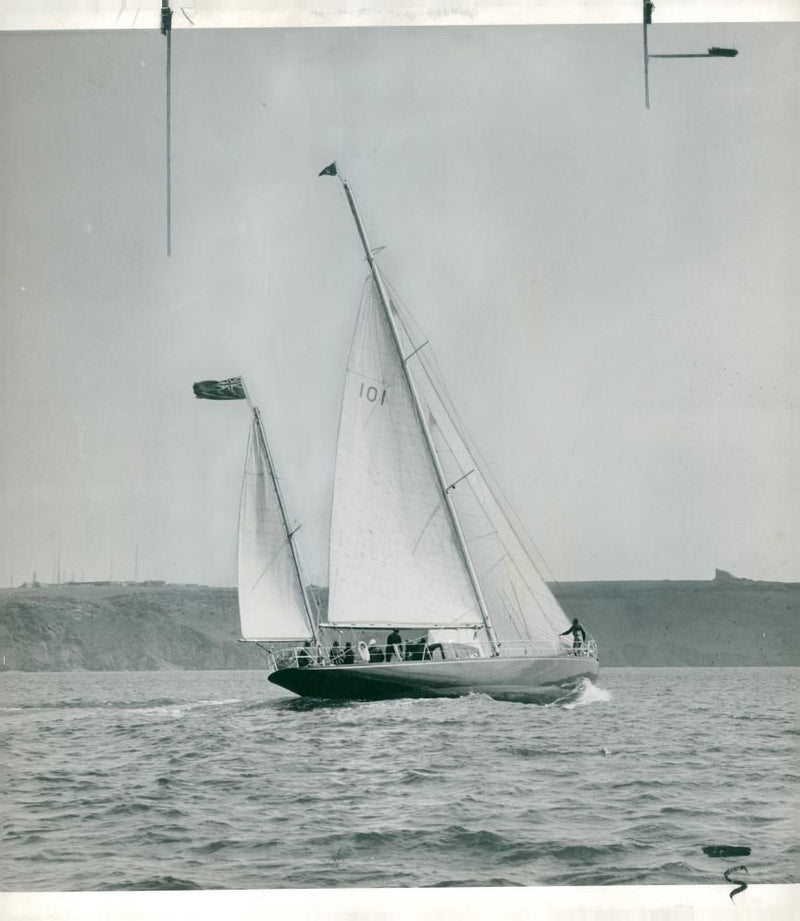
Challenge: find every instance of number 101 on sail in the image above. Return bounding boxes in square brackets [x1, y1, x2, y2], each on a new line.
[359, 383, 387, 405]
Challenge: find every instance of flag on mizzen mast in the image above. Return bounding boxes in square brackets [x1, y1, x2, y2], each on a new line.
[192, 378, 247, 400]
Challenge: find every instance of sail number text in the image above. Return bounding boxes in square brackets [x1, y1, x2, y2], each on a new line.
[358, 383, 387, 405]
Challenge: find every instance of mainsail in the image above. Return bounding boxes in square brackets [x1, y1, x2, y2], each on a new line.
[326, 282, 482, 629]
[237, 411, 313, 642]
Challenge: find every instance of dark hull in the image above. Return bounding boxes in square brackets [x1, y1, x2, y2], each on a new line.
[268, 655, 599, 703]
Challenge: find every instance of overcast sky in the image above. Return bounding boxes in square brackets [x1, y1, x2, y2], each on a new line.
[1, 21, 797, 587]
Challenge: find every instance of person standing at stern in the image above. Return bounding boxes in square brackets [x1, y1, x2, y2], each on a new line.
[560, 618, 586, 653]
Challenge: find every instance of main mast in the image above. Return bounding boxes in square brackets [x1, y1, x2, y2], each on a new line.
[243, 386, 319, 644]
[324, 164, 501, 656]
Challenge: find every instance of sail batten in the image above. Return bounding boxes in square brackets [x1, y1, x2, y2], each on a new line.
[319, 621, 484, 630]
[237, 413, 313, 642]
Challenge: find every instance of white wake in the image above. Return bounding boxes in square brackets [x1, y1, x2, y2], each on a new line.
[561, 678, 612, 709]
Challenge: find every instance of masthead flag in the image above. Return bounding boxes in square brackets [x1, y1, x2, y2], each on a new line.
[318, 162, 338, 177]
[193, 378, 246, 400]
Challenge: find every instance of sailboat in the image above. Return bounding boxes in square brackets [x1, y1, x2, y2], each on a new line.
[200, 165, 599, 702]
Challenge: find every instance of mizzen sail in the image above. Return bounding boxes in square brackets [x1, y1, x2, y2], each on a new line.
[237, 412, 313, 641]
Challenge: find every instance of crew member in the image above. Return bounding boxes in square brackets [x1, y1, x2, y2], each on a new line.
[297, 641, 313, 667]
[385, 627, 403, 661]
[560, 618, 587, 653]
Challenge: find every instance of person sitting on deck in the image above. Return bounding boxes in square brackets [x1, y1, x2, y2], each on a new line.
[297, 641, 313, 667]
[385, 628, 403, 661]
[342, 642, 355, 665]
[330, 640, 343, 665]
[560, 618, 587, 654]
[368, 639, 384, 663]
[405, 636, 428, 661]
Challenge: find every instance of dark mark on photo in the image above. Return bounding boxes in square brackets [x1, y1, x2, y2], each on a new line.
[703, 845, 752, 901]
[723, 865, 749, 902]
[702, 845, 751, 859]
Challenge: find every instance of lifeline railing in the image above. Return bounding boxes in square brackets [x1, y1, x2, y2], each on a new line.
[264, 636, 597, 671]
[266, 639, 443, 671]
[264, 639, 466, 671]
[498, 638, 599, 660]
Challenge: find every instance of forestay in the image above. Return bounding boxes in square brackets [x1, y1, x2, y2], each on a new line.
[392, 300, 572, 655]
[326, 283, 482, 629]
[237, 415, 312, 641]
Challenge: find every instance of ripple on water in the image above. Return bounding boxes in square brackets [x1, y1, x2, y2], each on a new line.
[2, 667, 798, 890]
[105, 875, 205, 890]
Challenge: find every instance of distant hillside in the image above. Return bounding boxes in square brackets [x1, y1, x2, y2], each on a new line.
[0, 584, 262, 672]
[551, 577, 799, 667]
[0, 576, 797, 671]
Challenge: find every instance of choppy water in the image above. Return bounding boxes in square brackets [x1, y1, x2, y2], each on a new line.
[2, 667, 798, 890]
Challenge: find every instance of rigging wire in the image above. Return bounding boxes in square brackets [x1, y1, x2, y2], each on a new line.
[381, 276, 582, 625]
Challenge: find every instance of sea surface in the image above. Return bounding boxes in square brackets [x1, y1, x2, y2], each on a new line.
[2, 667, 798, 891]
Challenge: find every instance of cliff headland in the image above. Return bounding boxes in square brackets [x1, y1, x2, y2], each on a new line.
[0, 572, 797, 671]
